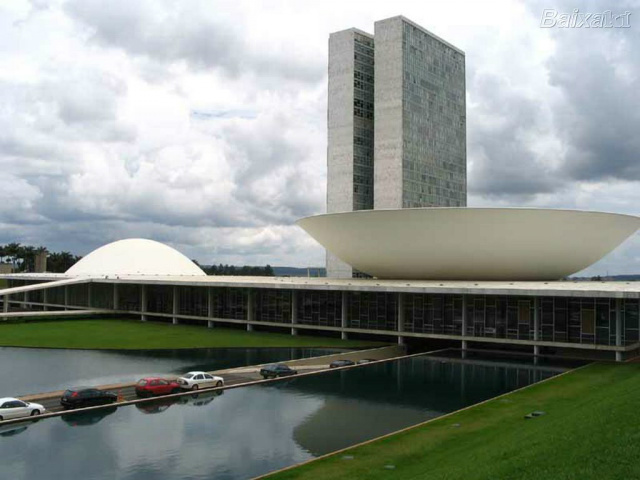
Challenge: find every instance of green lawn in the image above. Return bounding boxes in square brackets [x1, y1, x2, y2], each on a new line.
[269, 362, 640, 480]
[0, 318, 384, 350]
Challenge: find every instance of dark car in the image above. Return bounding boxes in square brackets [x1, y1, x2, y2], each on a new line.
[60, 387, 118, 410]
[260, 364, 298, 379]
[329, 359, 355, 368]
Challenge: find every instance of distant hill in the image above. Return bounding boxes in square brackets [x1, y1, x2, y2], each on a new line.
[273, 267, 326, 277]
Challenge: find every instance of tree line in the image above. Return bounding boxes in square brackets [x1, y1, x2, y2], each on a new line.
[0, 242, 274, 276]
[0, 243, 81, 273]
[201, 264, 274, 276]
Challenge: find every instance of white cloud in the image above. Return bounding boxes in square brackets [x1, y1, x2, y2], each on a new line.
[0, 0, 638, 274]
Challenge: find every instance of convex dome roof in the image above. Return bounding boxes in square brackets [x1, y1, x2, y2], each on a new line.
[66, 238, 206, 277]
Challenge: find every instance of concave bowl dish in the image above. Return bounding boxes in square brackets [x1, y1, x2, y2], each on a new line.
[297, 208, 640, 280]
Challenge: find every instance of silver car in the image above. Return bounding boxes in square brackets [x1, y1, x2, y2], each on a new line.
[177, 371, 224, 391]
[0, 397, 46, 421]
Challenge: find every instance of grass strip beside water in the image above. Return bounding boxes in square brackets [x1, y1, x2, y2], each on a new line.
[0, 318, 384, 350]
[268, 362, 640, 480]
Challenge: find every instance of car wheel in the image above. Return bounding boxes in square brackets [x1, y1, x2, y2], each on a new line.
[30, 409, 40, 416]
[192, 384, 199, 391]
[215, 381, 223, 387]
[172, 388, 180, 394]
[0, 415, 3, 421]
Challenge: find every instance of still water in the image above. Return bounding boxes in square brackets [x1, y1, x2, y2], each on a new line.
[0, 353, 566, 480]
[0, 347, 346, 396]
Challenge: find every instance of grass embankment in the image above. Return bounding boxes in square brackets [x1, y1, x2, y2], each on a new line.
[269, 363, 640, 480]
[0, 319, 384, 350]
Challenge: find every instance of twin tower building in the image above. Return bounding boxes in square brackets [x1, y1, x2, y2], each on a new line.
[326, 16, 468, 277]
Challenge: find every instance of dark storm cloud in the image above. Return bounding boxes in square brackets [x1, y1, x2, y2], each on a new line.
[546, 30, 640, 182]
[519, 0, 640, 185]
[467, 72, 560, 198]
[467, 1, 640, 201]
[64, 0, 324, 84]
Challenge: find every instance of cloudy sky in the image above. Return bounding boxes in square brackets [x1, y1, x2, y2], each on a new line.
[0, 0, 639, 275]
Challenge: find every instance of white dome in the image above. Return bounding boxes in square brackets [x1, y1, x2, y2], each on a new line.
[66, 238, 206, 277]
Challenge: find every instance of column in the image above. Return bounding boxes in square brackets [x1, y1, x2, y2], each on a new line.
[64, 285, 69, 311]
[397, 292, 405, 346]
[24, 290, 30, 310]
[461, 295, 468, 357]
[207, 288, 214, 328]
[615, 298, 623, 362]
[172, 286, 179, 325]
[140, 284, 147, 322]
[113, 284, 119, 311]
[533, 297, 540, 357]
[87, 283, 93, 309]
[43, 288, 49, 311]
[341, 291, 348, 340]
[291, 290, 298, 336]
[2, 294, 8, 321]
[246, 289, 254, 332]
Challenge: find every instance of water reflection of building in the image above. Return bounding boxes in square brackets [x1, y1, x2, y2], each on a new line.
[291, 355, 559, 456]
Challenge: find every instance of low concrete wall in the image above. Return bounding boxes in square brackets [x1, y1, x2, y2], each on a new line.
[281, 345, 406, 368]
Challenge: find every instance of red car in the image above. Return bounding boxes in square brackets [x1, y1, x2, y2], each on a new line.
[135, 377, 181, 398]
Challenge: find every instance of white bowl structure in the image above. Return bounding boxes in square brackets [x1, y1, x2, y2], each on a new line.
[66, 238, 206, 277]
[297, 208, 640, 281]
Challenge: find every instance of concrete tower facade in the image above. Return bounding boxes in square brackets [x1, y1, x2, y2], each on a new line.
[326, 16, 466, 278]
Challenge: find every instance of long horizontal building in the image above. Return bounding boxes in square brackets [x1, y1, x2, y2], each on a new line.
[2, 272, 639, 362]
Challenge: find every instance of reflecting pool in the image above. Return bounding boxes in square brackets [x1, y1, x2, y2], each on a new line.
[0, 353, 567, 480]
[0, 347, 345, 396]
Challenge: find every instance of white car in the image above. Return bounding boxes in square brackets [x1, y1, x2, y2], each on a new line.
[0, 397, 46, 421]
[177, 371, 224, 391]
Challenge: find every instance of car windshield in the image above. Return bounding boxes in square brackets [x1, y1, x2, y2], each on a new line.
[185, 373, 196, 379]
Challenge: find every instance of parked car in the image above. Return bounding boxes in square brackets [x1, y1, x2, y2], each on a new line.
[60, 387, 118, 410]
[356, 358, 376, 365]
[0, 397, 45, 421]
[177, 371, 224, 391]
[260, 364, 298, 379]
[135, 377, 181, 397]
[329, 359, 355, 368]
